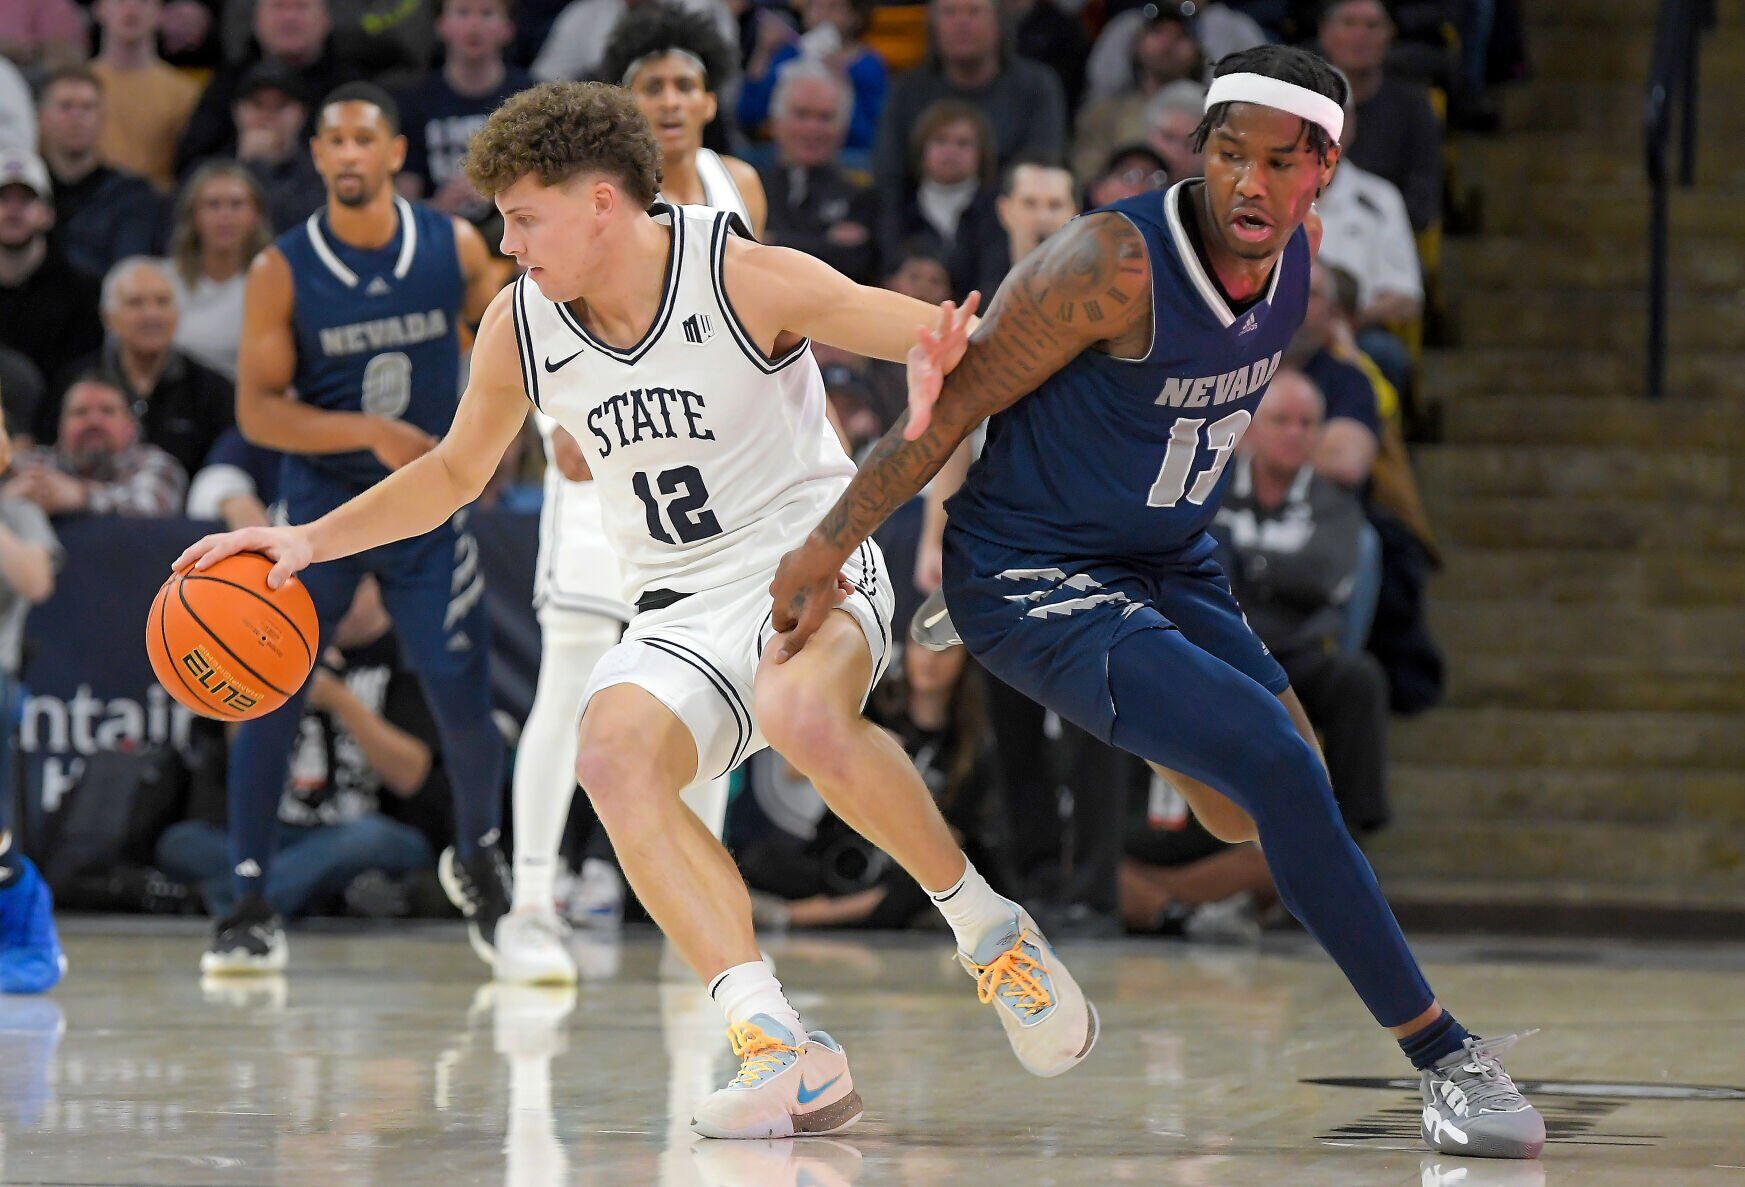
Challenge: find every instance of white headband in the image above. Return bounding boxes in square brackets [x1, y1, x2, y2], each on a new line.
[622, 48, 708, 88]
[1204, 73, 1344, 143]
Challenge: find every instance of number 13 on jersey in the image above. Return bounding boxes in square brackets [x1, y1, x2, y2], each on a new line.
[1146, 409, 1252, 508]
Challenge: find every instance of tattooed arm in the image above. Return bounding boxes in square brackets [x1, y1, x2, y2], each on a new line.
[768, 211, 1152, 658]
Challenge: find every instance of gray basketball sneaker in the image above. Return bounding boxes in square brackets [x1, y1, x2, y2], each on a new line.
[910, 587, 961, 651]
[1419, 1033, 1546, 1159]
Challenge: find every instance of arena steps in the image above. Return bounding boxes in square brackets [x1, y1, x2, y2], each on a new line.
[1415, 446, 1741, 501]
[1424, 494, 1745, 550]
[1459, 286, 1745, 350]
[1426, 601, 1745, 667]
[1368, 0, 1745, 928]
[1448, 234, 1744, 292]
[1423, 351, 1745, 401]
[1435, 394, 1745, 444]
[1392, 707, 1745, 770]
[1442, 658, 1745, 713]
[1434, 547, 1745, 606]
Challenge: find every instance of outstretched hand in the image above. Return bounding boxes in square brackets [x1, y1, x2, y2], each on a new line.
[904, 292, 980, 442]
[172, 524, 314, 590]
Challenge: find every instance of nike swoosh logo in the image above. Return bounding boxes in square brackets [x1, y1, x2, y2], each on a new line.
[795, 1073, 842, 1105]
[544, 350, 583, 372]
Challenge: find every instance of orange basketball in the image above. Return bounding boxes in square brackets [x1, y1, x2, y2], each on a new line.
[145, 552, 319, 721]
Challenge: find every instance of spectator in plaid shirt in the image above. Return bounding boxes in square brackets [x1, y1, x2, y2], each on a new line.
[4, 376, 187, 517]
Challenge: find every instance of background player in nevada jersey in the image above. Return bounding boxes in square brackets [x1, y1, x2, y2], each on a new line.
[178, 81, 1096, 1140]
[502, 3, 760, 983]
[200, 83, 511, 977]
[772, 47, 1546, 1161]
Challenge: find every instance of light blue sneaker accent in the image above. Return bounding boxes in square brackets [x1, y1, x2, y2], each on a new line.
[0, 855, 66, 995]
[965, 910, 1057, 1025]
[726, 1014, 803, 1089]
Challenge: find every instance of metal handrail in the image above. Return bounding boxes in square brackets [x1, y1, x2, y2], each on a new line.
[1645, 0, 1715, 399]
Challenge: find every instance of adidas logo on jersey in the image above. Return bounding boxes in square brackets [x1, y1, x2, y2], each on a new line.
[1237, 311, 1259, 335]
[365, 276, 392, 297]
[682, 312, 715, 344]
[1154, 350, 1283, 410]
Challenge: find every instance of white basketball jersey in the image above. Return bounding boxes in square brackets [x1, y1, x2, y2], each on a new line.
[691, 148, 751, 226]
[531, 410, 632, 621]
[534, 155, 750, 621]
[511, 204, 854, 601]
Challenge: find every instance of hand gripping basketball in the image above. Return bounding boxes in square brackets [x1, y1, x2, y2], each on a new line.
[148, 545, 319, 721]
[174, 524, 314, 590]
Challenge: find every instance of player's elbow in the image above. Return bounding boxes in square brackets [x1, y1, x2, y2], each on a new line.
[234, 390, 279, 448]
[436, 442, 493, 507]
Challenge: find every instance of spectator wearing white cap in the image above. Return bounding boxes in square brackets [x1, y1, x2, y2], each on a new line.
[0, 149, 102, 411]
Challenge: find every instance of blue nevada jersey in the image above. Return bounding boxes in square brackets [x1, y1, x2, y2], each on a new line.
[947, 181, 1310, 563]
[277, 196, 464, 492]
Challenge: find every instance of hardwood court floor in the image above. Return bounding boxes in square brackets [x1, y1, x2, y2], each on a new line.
[2, 919, 1743, 1186]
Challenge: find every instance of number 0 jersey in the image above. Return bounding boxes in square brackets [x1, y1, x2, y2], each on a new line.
[509, 204, 855, 603]
[277, 197, 464, 494]
[947, 181, 1310, 563]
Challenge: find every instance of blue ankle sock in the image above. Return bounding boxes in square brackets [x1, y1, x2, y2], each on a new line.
[1399, 1010, 1471, 1070]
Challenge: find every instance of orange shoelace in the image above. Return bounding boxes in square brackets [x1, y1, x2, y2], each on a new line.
[973, 940, 1054, 1017]
[727, 1021, 797, 1086]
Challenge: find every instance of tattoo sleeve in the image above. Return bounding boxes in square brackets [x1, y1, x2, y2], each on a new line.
[807, 212, 1151, 557]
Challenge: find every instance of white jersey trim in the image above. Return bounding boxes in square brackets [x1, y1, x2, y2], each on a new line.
[510, 274, 541, 409]
[707, 211, 809, 375]
[1162, 180, 1283, 329]
[552, 203, 685, 365]
[696, 148, 752, 226]
[392, 196, 419, 279]
[304, 197, 420, 289]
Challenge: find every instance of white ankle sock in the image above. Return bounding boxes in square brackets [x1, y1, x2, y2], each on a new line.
[708, 959, 806, 1041]
[928, 860, 1018, 956]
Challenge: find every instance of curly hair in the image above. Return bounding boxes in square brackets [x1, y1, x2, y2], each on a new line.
[598, 2, 735, 92]
[462, 81, 662, 205]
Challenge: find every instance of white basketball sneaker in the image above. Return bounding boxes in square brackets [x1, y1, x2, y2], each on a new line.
[690, 1015, 863, 1140]
[493, 911, 579, 985]
[957, 907, 1099, 1078]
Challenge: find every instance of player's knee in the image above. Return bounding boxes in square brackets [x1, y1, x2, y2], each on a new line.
[756, 684, 856, 777]
[574, 741, 659, 823]
[1197, 799, 1259, 845]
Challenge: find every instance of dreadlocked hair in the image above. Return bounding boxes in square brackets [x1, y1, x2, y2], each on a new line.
[1191, 45, 1349, 163]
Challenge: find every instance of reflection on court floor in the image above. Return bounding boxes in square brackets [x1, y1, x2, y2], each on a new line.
[2, 920, 1742, 1186]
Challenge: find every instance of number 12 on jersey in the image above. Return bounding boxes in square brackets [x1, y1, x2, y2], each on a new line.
[633, 465, 723, 544]
[1146, 410, 1252, 508]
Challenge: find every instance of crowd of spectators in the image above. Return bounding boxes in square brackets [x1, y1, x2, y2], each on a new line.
[0, 0, 1525, 936]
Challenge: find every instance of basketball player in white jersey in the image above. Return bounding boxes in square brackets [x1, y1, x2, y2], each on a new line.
[177, 81, 1096, 1140]
[604, 2, 767, 235]
[496, 5, 761, 984]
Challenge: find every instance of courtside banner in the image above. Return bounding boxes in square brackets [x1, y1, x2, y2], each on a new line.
[14, 510, 544, 845]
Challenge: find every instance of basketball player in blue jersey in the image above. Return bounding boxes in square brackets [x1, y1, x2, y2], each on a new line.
[773, 46, 1546, 1160]
[201, 82, 511, 976]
